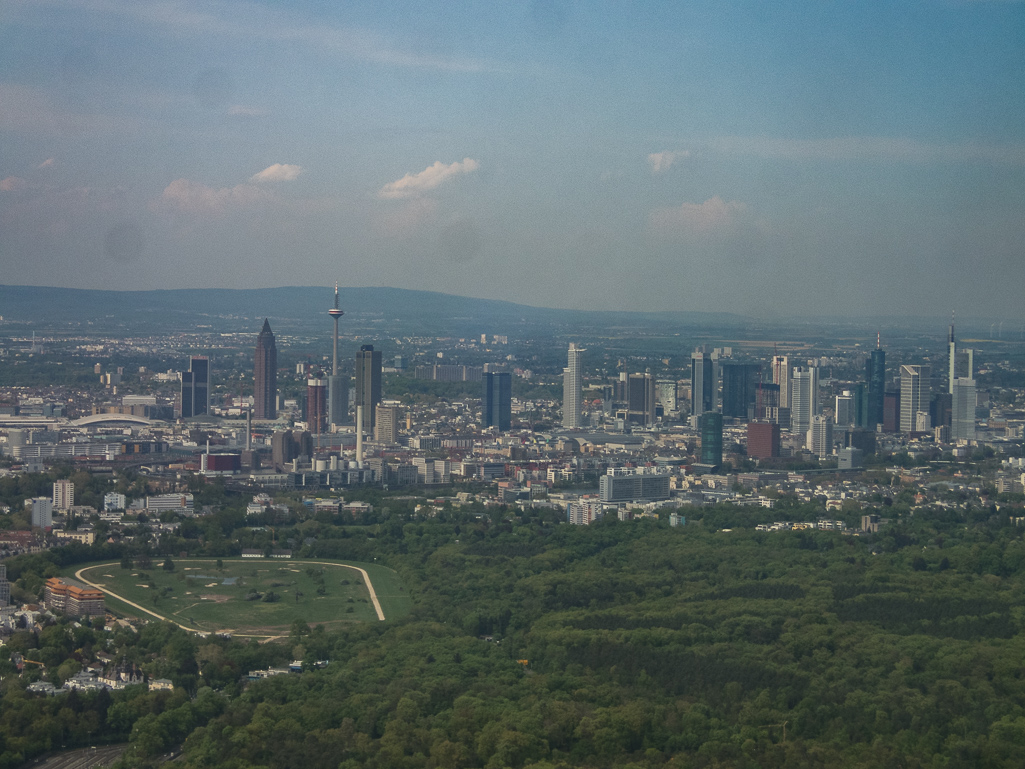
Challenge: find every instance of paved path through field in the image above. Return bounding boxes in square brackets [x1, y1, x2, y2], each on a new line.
[75, 559, 385, 636]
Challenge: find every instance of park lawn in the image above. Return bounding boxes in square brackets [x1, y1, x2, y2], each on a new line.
[76, 558, 395, 634]
[328, 560, 413, 619]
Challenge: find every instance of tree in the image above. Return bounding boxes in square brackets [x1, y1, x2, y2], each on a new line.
[162, 557, 175, 572]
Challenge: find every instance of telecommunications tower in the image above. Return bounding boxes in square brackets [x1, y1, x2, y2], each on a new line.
[327, 283, 348, 427]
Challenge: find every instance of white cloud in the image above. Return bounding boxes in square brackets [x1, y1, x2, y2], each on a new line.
[37, 157, 56, 169]
[153, 178, 271, 215]
[250, 163, 303, 183]
[378, 158, 479, 199]
[648, 150, 689, 174]
[649, 196, 746, 235]
[0, 176, 27, 192]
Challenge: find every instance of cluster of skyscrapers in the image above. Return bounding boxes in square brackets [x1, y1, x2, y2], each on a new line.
[558, 321, 979, 468]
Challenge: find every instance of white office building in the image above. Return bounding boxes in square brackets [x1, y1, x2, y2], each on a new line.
[900, 365, 930, 433]
[562, 343, 583, 430]
[790, 366, 818, 436]
[807, 415, 833, 459]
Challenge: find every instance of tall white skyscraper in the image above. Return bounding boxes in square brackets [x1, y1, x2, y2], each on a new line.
[948, 319, 957, 395]
[562, 343, 583, 430]
[900, 364, 930, 433]
[790, 366, 818, 435]
[771, 355, 790, 409]
[951, 377, 977, 441]
[807, 415, 833, 459]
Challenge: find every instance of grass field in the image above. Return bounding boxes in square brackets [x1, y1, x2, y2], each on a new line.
[76, 558, 412, 637]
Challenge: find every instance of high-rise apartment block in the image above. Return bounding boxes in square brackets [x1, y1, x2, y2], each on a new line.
[53, 479, 74, 510]
[181, 356, 210, 418]
[30, 497, 53, 528]
[375, 404, 400, 444]
[562, 343, 583, 430]
[482, 372, 512, 431]
[355, 345, 383, 434]
[253, 319, 278, 420]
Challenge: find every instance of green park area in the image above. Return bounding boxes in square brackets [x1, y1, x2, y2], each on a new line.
[75, 558, 411, 636]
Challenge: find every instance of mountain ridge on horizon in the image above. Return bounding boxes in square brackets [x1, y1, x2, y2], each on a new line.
[0, 284, 745, 328]
[0, 284, 1003, 337]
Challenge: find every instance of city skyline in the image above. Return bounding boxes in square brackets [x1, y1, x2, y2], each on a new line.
[2, 2, 1024, 319]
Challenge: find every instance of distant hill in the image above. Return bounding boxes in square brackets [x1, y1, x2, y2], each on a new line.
[0, 285, 997, 339]
[0, 285, 748, 335]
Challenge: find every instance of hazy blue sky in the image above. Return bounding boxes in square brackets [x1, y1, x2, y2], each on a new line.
[1, 1, 1023, 318]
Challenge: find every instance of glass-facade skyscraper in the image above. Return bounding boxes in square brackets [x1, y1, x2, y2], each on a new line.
[253, 319, 277, 420]
[721, 362, 760, 420]
[482, 372, 512, 430]
[865, 346, 885, 429]
[355, 345, 382, 433]
[700, 411, 723, 466]
[691, 350, 715, 417]
[181, 356, 209, 418]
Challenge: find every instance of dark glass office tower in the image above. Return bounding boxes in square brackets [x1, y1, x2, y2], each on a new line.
[355, 345, 382, 433]
[181, 356, 209, 418]
[482, 372, 512, 430]
[865, 345, 885, 429]
[253, 319, 277, 420]
[700, 412, 723, 466]
[721, 362, 760, 419]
